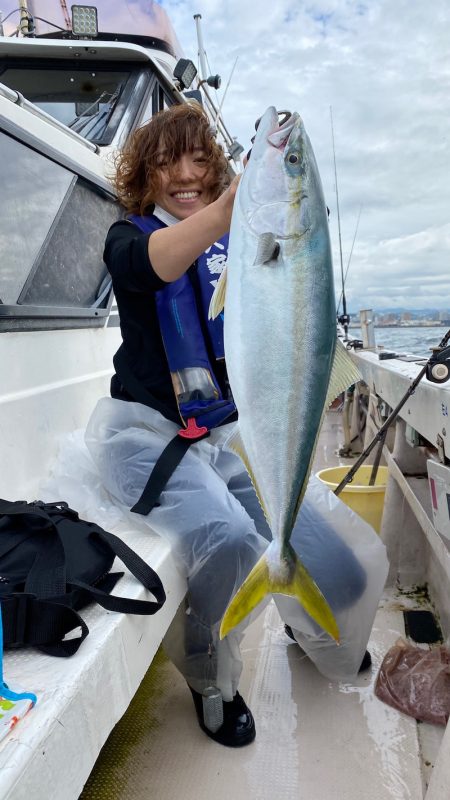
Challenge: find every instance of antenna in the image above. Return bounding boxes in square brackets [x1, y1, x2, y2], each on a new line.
[213, 56, 238, 129]
[330, 106, 349, 339]
[19, 0, 30, 35]
[59, 0, 72, 30]
[193, 14, 208, 81]
[193, 13, 220, 88]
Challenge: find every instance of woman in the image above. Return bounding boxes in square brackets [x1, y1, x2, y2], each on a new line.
[85, 102, 377, 749]
[86, 102, 267, 748]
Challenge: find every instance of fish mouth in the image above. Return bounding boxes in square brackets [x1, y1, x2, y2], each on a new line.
[267, 111, 299, 151]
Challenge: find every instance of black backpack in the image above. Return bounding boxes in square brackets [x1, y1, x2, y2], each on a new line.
[0, 498, 166, 656]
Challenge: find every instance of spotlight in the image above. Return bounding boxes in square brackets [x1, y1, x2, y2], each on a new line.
[71, 5, 98, 38]
[173, 59, 197, 90]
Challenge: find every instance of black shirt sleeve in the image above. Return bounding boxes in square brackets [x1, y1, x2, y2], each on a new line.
[104, 220, 169, 293]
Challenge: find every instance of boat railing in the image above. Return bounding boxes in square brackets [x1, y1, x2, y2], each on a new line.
[0, 81, 99, 153]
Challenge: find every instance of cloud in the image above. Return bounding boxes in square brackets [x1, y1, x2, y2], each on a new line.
[160, 0, 450, 312]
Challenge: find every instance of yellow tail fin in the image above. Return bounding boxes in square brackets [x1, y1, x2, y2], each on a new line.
[219, 549, 339, 642]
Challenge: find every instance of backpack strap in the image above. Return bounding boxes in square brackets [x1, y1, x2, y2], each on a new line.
[1, 594, 89, 657]
[0, 604, 37, 704]
[67, 527, 166, 613]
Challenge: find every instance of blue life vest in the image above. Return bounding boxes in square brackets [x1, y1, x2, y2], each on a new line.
[128, 213, 236, 430]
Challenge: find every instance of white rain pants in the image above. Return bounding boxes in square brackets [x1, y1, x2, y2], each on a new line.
[85, 397, 388, 699]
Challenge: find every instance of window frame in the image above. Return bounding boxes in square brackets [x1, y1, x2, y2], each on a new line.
[0, 62, 177, 331]
[0, 124, 118, 331]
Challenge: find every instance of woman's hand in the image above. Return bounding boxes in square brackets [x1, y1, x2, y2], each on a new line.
[215, 175, 241, 230]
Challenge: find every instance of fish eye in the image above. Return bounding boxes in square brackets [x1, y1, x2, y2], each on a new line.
[288, 153, 299, 164]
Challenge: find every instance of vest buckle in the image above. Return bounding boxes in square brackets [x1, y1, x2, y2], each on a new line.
[178, 418, 209, 440]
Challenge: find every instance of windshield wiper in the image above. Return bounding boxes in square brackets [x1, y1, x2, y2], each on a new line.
[67, 86, 122, 137]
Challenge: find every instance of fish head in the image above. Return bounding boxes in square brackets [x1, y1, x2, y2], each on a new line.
[239, 106, 327, 242]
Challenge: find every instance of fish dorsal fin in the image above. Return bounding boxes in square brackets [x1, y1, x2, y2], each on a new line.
[224, 425, 271, 528]
[325, 338, 362, 408]
[208, 264, 227, 320]
[254, 232, 280, 265]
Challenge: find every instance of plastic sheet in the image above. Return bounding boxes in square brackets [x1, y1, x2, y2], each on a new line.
[46, 409, 268, 701]
[375, 638, 450, 725]
[275, 475, 389, 680]
[46, 401, 389, 684]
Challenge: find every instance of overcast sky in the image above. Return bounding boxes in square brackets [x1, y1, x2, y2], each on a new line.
[161, 0, 450, 315]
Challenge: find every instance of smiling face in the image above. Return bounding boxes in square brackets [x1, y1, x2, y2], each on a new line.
[114, 103, 230, 217]
[152, 147, 214, 220]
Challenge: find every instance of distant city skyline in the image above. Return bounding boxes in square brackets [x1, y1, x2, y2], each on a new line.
[347, 307, 450, 317]
[347, 308, 450, 327]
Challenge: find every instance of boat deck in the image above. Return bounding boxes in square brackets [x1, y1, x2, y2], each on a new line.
[80, 588, 434, 800]
[78, 413, 442, 800]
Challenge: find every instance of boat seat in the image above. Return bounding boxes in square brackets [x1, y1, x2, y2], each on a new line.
[0, 430, 186, 800]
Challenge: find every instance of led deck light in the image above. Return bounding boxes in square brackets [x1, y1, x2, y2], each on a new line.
[173, 59, 197, 90]
[71, 5, 98, 38]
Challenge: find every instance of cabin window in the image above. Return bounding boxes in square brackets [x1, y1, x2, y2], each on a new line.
[152, 83, 173, 115]
[139, 80, 174, 126]
[0, 131, 74, 304]
[0, 61, 149, 145]
[0, 131, 120, 330]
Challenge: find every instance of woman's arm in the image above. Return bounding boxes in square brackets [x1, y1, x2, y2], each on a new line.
[148, 177, 239, 282]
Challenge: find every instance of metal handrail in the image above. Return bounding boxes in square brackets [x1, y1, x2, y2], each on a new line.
[197, 81, 234, 149]
[0, 81, 99, 152]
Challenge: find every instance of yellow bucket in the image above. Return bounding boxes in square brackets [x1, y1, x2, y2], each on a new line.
[316, 465, 388, 534]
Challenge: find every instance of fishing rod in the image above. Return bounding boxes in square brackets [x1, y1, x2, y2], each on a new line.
[337, 204, 363, 316]
[334, 327, 450, 496]
[330, 106, 349, 339]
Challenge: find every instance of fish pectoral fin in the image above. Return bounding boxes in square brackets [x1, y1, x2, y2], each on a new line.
[220, 553, 271, 639]
[254, 232, 281, 265]
[208, 265, 227, 320]
[326, 338, 362, 407]
[220, 548, 340, 643]
[224, 426, 271, 526]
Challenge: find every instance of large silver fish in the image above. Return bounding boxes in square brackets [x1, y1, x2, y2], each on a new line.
[210, 107, 360, 641]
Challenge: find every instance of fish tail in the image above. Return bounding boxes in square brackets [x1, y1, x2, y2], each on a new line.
[219, 547, 339, 643]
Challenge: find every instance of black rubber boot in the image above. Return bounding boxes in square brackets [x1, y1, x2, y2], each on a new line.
[284, 625, 372, 673]
[189, 686, 256, 747]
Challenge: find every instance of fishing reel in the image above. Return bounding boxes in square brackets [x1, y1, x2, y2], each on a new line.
[337, 312, 350, 327]
[426, 344, 450, 384]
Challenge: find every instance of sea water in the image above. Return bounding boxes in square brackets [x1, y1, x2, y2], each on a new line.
[348, 326, 446, 359]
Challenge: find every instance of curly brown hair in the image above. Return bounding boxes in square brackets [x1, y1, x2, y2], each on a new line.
[113, 102, 231, 215]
